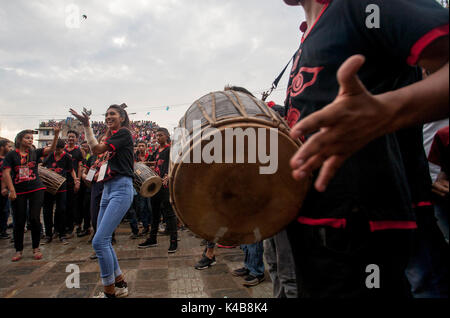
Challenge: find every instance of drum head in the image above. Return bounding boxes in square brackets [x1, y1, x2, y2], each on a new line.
[141, 177, 162, 198]
[171, 123, 310, 245]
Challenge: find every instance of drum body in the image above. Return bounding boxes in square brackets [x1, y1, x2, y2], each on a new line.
[170, 90, 310, 245]
[38, 166, 66, 195]
[133, 163, 162, 198]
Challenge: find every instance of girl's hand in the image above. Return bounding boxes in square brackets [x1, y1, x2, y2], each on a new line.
[69, 108, 90, 127]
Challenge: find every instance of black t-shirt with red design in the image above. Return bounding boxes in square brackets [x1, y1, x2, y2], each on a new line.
[43, 152, 73, 192]
[2, 148, 46, 195]
[65, 145, 83, 185]
[284, 0, 449, 222]
[151, 144, 170, 189]
[134, 152, 150, 163]
[103, 128, 134, 181]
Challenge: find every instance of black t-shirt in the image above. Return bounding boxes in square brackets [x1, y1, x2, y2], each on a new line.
[2, 148, 46, 195]
[0, 155, 5, 179]
[43, 151, 73, 192]
[152, 144, 170, 178]
[284, 0, 449, 222]
[103, 128, 134, 180]
[65, 145, 83, 184]
[134, 152, 150, 163]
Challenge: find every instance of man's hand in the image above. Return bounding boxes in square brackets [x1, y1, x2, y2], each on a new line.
[53, 122, 62, 135]
[162, 174, 169, 186]
[9, 189, 16, 201]
[290, 55, 394, 192]
[74, 179, 80, 193]
[432, 179, 449, 197]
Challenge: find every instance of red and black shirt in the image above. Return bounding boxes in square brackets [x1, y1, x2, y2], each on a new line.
[134, 152, 150, 163]
[151, 144, 170, 187]
[2, 148, 46, 195]
[284, 0, 448, 228]
[103, 128, 134, 181]
[43, 151, 73, 192]
[65, 145, 83, 185]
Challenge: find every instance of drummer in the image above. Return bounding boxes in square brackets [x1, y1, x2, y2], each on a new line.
[1, 125, 61, 262]
[41, 139, 78, 245]
[138, 128, 178, 253]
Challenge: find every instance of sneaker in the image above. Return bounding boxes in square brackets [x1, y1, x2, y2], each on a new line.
[243, 274, 265, 287]
[64, 232, 74, 239]
[168, 240, 177, 253]
[92, 291, 116, 298]
[158, 223, 166, 233]
[60, 237, 69, 245]
[194, 255, 216, 270]
[0, 232, 10, 239]
[89, 252, 98, 260]
[129, 233, 140, 240]
[77, 229, 90, 238]
[232, 267, 250, 277]
[138, 237, 158, 249]
[42, 236, 52, 245]
[115, 281, 129, 298]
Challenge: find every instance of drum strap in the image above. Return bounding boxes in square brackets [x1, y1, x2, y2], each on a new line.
[261, 52, 296, 102]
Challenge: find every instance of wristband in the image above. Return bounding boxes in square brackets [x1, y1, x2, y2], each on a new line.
[84, 126, 99, 150]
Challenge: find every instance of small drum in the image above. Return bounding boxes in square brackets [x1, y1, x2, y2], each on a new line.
[133, 163, 162, 198]
[170, 90, 311, 245]
[38, 165, 66, 195]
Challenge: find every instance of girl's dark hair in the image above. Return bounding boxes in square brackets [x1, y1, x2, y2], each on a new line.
[0, 139, 8, 148]
[15, 130, 34, 148]
[106, 103, 131, 137]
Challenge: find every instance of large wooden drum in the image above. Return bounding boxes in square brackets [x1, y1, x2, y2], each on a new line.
[38, 166, 66, 195]
[133, 163, 162, 198]
[169, 90, 310, 245]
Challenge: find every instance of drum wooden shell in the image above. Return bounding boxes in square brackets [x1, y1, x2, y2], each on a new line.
[169, 90, 311, 245]
[133, 163, 162, 198]
[38, 165, 66, 196]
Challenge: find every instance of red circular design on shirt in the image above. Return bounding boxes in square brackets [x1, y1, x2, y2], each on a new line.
[287, 108, 301, 128]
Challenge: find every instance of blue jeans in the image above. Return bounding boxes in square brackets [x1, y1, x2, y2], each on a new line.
[92, 176, 134, 286]
[241, 242, 265, 277]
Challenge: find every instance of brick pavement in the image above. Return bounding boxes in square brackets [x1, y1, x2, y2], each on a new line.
[0, 222, 273, 298]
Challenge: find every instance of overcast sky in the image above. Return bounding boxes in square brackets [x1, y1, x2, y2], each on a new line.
[0, 0, 305, 142]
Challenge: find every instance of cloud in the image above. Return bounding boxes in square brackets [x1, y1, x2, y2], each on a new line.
[0, 0, 305, 138]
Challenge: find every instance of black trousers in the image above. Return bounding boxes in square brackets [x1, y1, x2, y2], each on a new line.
[65, 183, 77, 233]
[286, 214, 413, 298]
[0, 194, 8, 233]
[75, 183, 91, 230]
[11, 190, 44, 251]
[43, 191, 66, 238]
[149, 187, 177, 241]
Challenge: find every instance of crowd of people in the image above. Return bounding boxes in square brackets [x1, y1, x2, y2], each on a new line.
[0, 0, 449, 300]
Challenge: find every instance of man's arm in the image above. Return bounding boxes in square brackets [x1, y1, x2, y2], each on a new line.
[42, 125, 61, 157]
[2, 168, 16, 200]
[290, 37, 449, 192]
